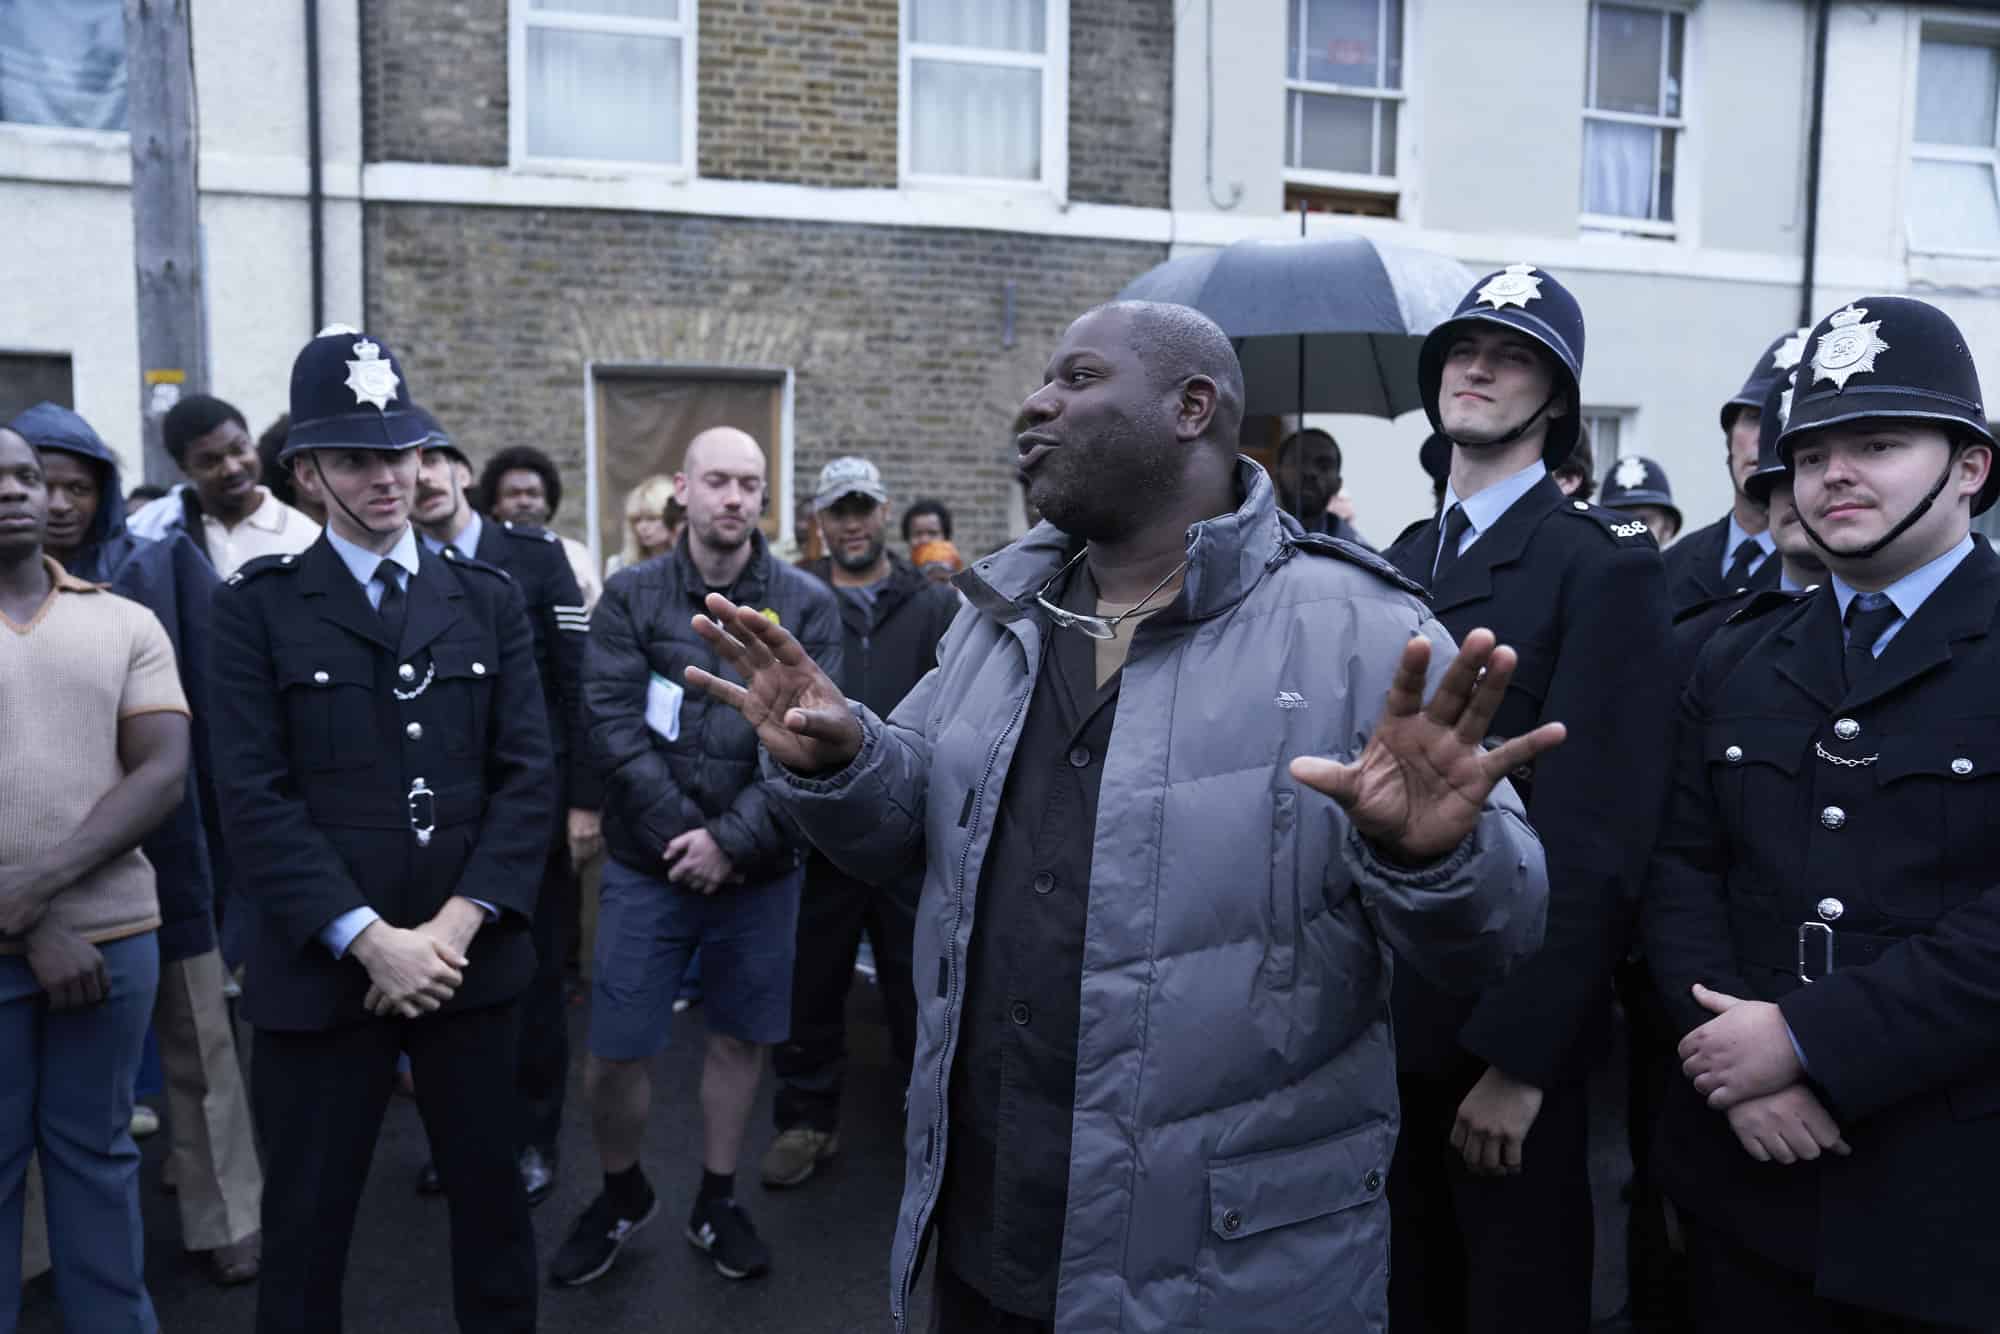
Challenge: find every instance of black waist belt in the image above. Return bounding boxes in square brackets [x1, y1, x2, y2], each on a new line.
[1729, 909, 1906, 984]
[306, 780, 485, 833]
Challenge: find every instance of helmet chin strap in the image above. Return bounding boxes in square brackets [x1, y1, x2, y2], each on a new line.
[1448, 390, 1560, 451]
[1796, 450, 1959, 562]
[313, 452, 387, 539]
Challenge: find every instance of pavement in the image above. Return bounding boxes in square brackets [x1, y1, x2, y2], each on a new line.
[20, 978, 1639, 1333]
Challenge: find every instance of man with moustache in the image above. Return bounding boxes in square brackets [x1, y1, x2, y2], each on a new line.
[1382, 265, 1674, 1334]
[759, 456, 958, 1190]
[208, 327, 553, 1334]
[683, 300, 1555, 1332]
[555, 427, 838, 1288]
[1662, 331, 1811, 612]
[408, 408, 597, 1206]
[1645, 297, 2000, 1330]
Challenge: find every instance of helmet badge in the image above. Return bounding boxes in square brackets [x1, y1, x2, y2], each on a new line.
[1811, 306, 1888, 392]
[1771, 327, 1811, 372]
[1477, 263, 1544, 311]
[345, 337, 401, 410]
[1613, 456, 1648, 490]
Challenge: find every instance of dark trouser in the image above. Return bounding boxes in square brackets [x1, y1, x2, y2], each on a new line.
[772, 854, 916, 1133]
[930, 1261, 1054, 1334]
[1617, 958, 1688, 1334]
[1388, 1069, 1595, 1334]
[516, 843, 572, 1155]
[253, 1004, 535, 1334]
[1682, 1215, 1967, 1333]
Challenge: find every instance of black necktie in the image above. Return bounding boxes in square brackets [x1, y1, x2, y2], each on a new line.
[374, 560, 407, 649]
[1723, 538, 1762, 591]
[1432, 504, 1473, 584]
[1842, 592, 1899, 689]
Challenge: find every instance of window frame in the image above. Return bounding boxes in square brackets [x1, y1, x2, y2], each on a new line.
[1579, 0, 1689, 238]
[507, 0, 699, 178]
[897, 0, 1071, 196]
[1581, 406, 1635, 483]
[1905, 19, 2000, 260]
[1280, 0, 1408, 199]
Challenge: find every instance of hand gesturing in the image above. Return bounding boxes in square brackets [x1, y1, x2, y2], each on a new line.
[1290, 629, 1565, 865]
[686, 593, 862, 776]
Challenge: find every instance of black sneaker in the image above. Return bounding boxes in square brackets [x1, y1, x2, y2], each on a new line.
[549, 1182, 658, 1287]
[686, 1196, 771, 1280]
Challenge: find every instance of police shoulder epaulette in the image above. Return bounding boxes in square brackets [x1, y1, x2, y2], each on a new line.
[1559, 498, 1655, 544]
[1391, 516, 1432, 548]
[1289, 531, 1428, 598]
[499, 519, 561, 546]
[1672, 585, 1753, 628]
[224, 551, 304, 587]
[439, 545, 515, 583]
[1724, 585, 1815, 625]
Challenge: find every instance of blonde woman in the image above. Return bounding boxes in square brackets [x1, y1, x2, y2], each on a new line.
[605, 474, 682, 576]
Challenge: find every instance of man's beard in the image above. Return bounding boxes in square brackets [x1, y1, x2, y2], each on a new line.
[694, 516, 750, 552]
[831, 533, 885, 573]
[1027, 415, 1176, 540]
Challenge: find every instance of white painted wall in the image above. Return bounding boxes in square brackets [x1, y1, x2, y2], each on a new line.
[0, 0, 364, 484]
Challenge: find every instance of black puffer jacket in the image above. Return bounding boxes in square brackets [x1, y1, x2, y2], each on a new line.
[586, 531, 841, 878]
[801, 552, 960, 719]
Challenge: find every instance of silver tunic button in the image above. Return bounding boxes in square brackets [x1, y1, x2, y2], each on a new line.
[399, 663, 416, 682]
[405, 722, 423, 741]
[1724, 745, 1744, 764]
[1952, 757, 1974, 776]
[1834, 718, 1859, 741]
[1820, 805, 1847, 830]
[471, 661, 487, 676]
[1817, 897, 1844, 922]
[312, 670, 329, 685]
[281, 554, 295, 565]
[1573, 500, 1589, 511]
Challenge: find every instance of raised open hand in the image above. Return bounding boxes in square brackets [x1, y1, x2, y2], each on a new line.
[1290, 629, 1565, 865]
[687, 592, 862, 776]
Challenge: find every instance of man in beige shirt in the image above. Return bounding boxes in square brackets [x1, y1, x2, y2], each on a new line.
[0, 426, 191, 1331]
[128, 394, 320, 578]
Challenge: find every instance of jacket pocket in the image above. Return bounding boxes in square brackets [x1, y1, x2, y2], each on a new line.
[1263, 791, 1299, 983]
[1196, 1119, 1392, 1330]
[429, 638, 498, 755]
[276, 649, 373, 771]
[1874, 734, 2000, 918]
[1705, 719, 1810, 868]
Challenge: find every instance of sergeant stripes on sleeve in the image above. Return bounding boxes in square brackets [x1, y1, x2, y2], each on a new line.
[554, 603, 591, 633]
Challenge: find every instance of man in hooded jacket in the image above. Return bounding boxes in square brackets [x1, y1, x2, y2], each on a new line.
[8, 403, 265, 1285]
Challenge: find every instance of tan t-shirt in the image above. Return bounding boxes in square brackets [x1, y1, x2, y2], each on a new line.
[0, 559, 189, 950]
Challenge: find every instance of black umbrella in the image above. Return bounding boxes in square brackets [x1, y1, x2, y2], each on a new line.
[1116, 233, 1474, 419]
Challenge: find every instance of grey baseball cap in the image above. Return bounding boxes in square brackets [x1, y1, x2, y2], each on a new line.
[813, 456, 888, 510]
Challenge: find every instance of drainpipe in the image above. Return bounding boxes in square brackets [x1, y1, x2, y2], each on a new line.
[1799, 0, 1830, 328]
[305, 0, 326, 330]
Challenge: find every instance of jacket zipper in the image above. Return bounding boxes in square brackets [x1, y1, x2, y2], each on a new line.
[892, 663, 1033, 1331]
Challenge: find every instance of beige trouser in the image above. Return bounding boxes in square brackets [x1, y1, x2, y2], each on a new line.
[154, 948, 261, 1250]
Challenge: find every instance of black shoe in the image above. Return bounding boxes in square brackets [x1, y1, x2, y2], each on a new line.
[415, 1162, 443, 1196]
[520, 1146, 556, 1207]
[686, 1196, 770, 1280]
[549, 1182, 658, 1287]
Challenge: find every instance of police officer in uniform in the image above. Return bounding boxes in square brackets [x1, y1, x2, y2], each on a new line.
[1384, 264, 1674, 1333]
[1663, 329, 1811, 612]
[408, 408, 596, 1206]
[1645, 296, 2000, 1332]
[209, 327, 553, 1334]
[1601, 455, 1684, 548]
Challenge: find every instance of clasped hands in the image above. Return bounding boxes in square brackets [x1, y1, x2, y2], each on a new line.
[1678, 982, 1852, 1165]
[354, 896, 486, 1019]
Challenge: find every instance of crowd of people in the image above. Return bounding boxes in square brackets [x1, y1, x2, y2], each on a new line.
[0, 262, 1995, 1334]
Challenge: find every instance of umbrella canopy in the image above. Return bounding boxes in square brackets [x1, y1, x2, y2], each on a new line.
[1116, 234, 1475, 419]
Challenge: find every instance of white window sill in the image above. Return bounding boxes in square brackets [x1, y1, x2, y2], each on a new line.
[1579, 214, 1680, 241]
[510, 156, 692, 184]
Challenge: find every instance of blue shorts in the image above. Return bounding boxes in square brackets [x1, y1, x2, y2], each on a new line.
[589, 855, 802, 1060]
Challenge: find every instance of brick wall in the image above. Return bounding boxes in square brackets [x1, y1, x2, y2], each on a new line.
[698, 0, 899, 187]
[367, 205, 1164, 557]
[1067, 0, 1174, 209]
[363, 0, 509, 166]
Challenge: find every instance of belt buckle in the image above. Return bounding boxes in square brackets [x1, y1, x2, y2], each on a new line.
[407, 777, 436, 848]
[1796, 921, 1833, 984]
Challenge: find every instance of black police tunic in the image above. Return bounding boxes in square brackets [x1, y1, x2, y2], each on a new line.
[208, 536, 555, 1032]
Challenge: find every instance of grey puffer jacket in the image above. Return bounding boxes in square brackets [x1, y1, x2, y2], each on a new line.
[771, 462, 1548, 1332]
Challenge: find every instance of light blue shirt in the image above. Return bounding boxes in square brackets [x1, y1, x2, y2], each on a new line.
[1830, 535, 1975, 658]
[1722, 516, 1778, 583]
[1435, 460, 1548, 575]
[418, 510, 482, 560]
[1779, 568, 1817, 594]
[316, 522, 493, 960]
